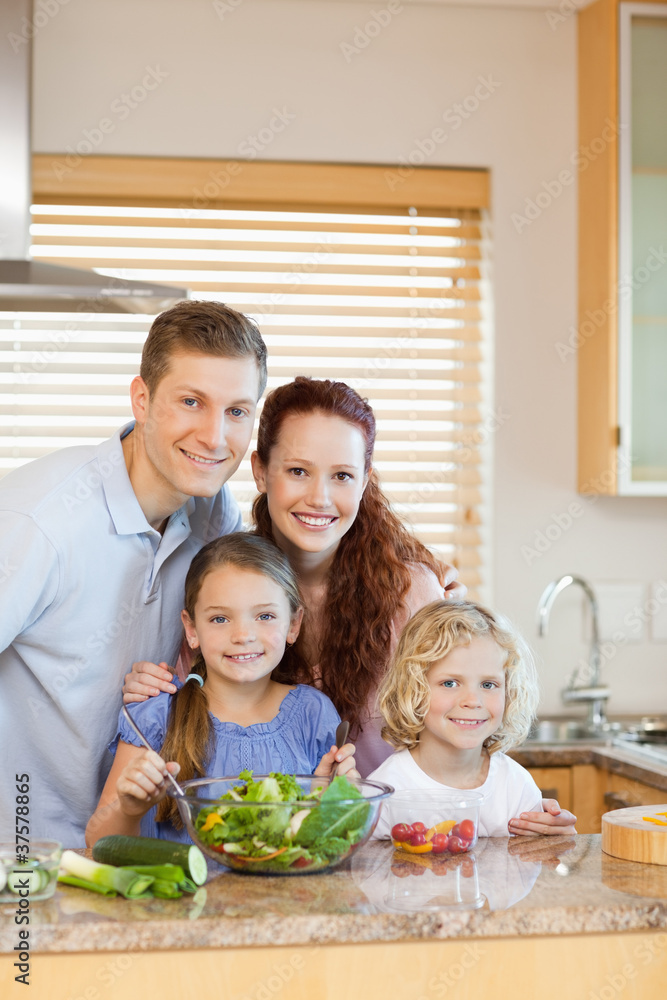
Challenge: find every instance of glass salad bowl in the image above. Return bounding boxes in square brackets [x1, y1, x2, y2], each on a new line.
[169, 772, 393, 875]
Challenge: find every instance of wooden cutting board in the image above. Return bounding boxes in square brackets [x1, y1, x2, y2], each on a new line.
[601, 804, 667, 865]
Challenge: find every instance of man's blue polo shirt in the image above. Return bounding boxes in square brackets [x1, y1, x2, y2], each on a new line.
[0, 423, 242, 846]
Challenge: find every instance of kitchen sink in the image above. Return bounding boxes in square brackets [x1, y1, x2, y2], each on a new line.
[525, 719, 618, 745]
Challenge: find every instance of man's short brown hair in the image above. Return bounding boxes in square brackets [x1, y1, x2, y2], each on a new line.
[140, 300, 268, 397]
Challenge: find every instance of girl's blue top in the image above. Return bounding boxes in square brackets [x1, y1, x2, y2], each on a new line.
[109, 683, 340, 843]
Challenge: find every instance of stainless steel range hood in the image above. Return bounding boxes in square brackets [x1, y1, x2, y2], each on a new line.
[0, 0, 187, 314]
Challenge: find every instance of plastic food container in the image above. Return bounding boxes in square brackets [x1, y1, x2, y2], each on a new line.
[171, 774, 393, 875]
[385, 849, 485, 911]
[0, 841, 62, 903]
[384, 790, 482, 857]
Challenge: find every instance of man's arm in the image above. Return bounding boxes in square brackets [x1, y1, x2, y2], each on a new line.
[0, 512, 59, 653]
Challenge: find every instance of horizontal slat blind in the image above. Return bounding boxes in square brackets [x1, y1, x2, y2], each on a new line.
[5, 180, 487, 591]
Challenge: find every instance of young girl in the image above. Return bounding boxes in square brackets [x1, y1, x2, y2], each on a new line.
[86, 533, 357, 847]
[368, 600, 548, 839]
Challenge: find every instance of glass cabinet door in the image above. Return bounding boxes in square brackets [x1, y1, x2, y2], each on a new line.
[618, 5, 667, 494]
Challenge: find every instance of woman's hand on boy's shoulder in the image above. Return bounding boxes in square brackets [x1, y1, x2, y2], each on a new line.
[122, 660, 178, 703]
[442, 562, 467, 602]
[508, 799, 577, 837]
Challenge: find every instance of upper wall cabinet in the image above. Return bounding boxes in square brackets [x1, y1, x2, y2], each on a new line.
[578, 0, 667, 495]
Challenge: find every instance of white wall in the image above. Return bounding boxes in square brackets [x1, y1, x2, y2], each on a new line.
[32, 0, 667, 717]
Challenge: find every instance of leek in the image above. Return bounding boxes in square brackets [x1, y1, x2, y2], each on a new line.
[60, 851, 154, 899]
[57, 875, 118, 897]
[150, 879, 183, 899]
[119, 863, 186, 882]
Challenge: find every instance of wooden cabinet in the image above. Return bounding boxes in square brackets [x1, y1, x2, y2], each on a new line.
[604, 772, 667, 808]
[528, 763, 604, 833]
[527, 766, 573, 811]
[527, 762, 666, 833]
[578, 0, 667, 494]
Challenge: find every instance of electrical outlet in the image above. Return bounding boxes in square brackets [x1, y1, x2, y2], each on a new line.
[589, 581, 646, 643]
[649, 580, 667, 641]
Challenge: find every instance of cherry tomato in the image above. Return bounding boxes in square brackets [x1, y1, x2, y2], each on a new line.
[459, 819, 475, 841]
[291, 857, 312, 869]
[431, 834, 450, 854]
[450, 823, 461, 839]
[410, 832, 426, 846]
[461, 859, 475, 878]
[447, 836, 468, 854]
[391, 823, 411, 842]
[411, 822, 427, 835]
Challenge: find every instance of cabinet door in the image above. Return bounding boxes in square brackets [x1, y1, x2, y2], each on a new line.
[605, 772, 667, 809]
[578, 0, 667, 494]
[617, 8, 667, 493]
[527, 767, 572, 812]
[570, 764, 605, 834]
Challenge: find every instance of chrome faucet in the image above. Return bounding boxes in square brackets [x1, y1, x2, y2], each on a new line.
[537, 574, 610, 732]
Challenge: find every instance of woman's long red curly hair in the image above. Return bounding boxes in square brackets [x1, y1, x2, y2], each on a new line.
[251, 376, 446, 734]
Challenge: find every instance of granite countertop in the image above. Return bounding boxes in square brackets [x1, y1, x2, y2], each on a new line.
[510, 742, 667, 791]
[2, 835, 666, 954]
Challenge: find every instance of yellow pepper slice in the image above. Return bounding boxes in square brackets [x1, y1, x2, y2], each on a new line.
[200, 813, 223, 833]
[425, 819, 456, 841]
[394, 840, 433, 854]
[642, 816, 667, 826]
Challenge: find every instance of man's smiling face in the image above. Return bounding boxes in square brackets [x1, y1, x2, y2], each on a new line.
[131, 350, 260, 509]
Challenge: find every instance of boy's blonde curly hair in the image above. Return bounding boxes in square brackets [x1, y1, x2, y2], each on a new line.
[378, 600, 539, 755]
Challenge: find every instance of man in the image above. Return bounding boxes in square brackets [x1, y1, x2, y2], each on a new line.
[0, 301, 266, 846]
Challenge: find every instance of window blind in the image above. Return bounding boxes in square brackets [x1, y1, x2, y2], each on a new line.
[5, 160, 489, 592]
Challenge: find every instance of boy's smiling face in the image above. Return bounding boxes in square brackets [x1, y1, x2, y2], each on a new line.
[420, 636, 507, 752]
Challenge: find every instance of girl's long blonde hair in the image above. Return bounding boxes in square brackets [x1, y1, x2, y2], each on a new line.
[378, 600, 539, 755]
[156, 533, 302, 826]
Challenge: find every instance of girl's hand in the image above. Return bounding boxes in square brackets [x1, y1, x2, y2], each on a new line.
[116, 748, 180, 817]
[508, 799, 577, 837]
[314, 742, 360, 780]
[122, 661, 177, 703]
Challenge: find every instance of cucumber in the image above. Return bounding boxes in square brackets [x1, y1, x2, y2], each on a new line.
[8, 868, 49, 894]
[92, 836, 207, 886]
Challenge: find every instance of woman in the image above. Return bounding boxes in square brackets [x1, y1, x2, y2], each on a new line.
[249, 376, 456, 775]
[126, 377, 575, 834]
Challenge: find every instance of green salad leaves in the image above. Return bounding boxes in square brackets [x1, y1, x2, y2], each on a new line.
[194, 771, 370, 873]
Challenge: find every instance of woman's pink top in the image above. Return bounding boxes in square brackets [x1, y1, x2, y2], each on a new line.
[311, 563, 445, 777]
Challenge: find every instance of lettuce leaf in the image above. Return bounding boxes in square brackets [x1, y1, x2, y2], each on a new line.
[294, 775, 370, 849]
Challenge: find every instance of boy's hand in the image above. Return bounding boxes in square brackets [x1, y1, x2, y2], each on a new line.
[508, 798, 577, 837]
[116, 748, 180, 816]
[122, 661, 177, 703]
[314, 742, 359, 780]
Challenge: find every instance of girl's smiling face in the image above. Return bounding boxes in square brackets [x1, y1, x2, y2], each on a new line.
[420, 636, 507, 753]
[181, 565, 302, 685]
[251, 411, 369, 561]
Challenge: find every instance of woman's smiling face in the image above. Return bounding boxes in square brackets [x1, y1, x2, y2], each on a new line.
[251, 411, 369, 561]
